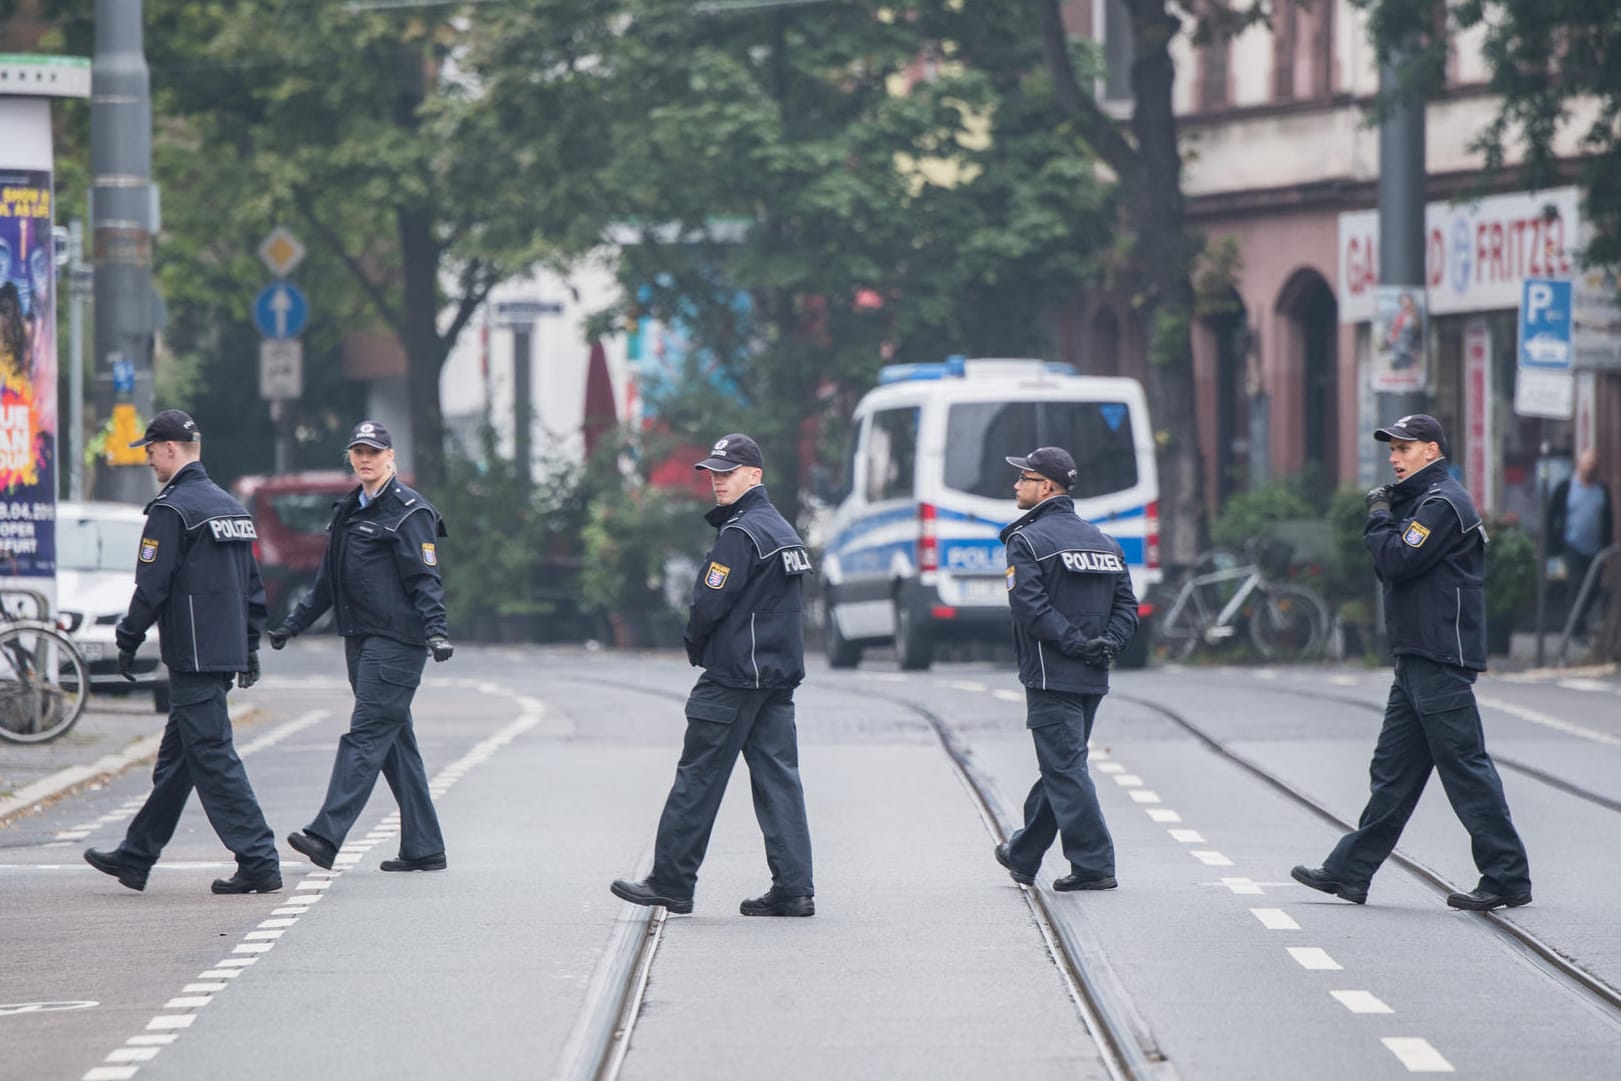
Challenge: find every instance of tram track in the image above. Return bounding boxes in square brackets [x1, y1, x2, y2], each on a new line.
[548, 672, 1172, 1081]
[1110, 681, 1621, 1024]
[1156, 673, 1621, 817]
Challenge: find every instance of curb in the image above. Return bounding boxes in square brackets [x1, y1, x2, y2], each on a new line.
[0, 702, 265, 830]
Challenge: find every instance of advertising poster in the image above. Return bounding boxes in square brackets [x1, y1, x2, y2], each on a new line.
[1371, 286, 1427, 393]
[0, 169, 57, 578]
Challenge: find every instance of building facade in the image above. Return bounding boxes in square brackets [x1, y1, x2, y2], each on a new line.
[1058, 0, 1619, 529]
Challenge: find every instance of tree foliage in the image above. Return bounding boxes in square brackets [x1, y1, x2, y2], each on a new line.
[1359, 0, 1621, 267]
[469, 0, 1115, 521]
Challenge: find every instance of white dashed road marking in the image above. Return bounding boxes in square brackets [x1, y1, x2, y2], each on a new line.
[1250, 908, 1299, 930]
[1478, 695, 1621, 747]
[1112, 774, 1143, 787]
[1218, 878, 1265, 895]
[1287, 947, 1343, 971]
[1127, 790, 1161, 803]
[1145, 808, 1182, 823]
[81, 694, 546, 1081]
[1381, 1037, 1455, 1072]
[1191, 850, 1233, 866]
[1332, 990, 1393, 1014]
[1167, 828, 1205, 843]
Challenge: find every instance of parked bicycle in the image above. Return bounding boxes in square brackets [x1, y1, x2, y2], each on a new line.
[1154, 539, 1331, 663]
[0, 589, 91, 744]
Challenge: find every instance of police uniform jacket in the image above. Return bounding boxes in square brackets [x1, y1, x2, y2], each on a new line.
[283, 477, 448, 646]
[685, 485, 812, 690]
[1365, 458, 1487, 671]
[115, 460, 267, 672]
[999, 494, 1139, 694]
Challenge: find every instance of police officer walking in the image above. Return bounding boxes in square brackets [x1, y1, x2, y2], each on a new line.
[273, 421, 454, 874]
[1293, 414, 1532, 910]
[612, 433, 816, 917]
[992, 447, 1138, 893]
[84, 410, 281, 895]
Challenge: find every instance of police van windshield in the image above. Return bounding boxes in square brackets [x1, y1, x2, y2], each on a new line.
[944, 401, 1138, 499]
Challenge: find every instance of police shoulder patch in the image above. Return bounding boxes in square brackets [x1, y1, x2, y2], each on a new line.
[705, 561, 730, 589]
[139, 537, 159, 563]
[1403, 521, 1431, 548]
[1005, 565, 1016, 591]
[421, 542, 438, 566]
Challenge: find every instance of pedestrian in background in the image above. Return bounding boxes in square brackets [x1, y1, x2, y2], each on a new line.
[1547, 448, 1613, 643]
[273, 421, 454, 874]
[993, 447, 1138, 893]
[612, 433, 816, 917]
[84, 410, 280, 895]
[1294, 414, 1532, 911]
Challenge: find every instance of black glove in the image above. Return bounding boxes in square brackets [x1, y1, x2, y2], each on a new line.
[428, 636, 454, 663]
[1078, 637, 1118, 669]
[116, 649, 137, 683]
[267, 627, 290, 651]
[238, 650, 260, 690]
[1365, 485, 1393, 517]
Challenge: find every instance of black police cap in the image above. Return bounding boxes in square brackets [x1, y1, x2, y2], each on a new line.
[695, 433, 764, 473]
[1004, 446, 1078, 490]
[128, 409, 200, 448]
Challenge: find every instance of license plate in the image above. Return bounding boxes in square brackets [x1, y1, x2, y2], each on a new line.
[954, 577, 1008, 603]
[78, 642, 104, 661]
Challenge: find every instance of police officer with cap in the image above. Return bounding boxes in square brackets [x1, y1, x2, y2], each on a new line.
[1293, 414, 1532, 910]
[274, 420, 454, 874]
[84, 410, 281, 895]
[612, 433, 817, 917]
[993, 447, 1138, 893]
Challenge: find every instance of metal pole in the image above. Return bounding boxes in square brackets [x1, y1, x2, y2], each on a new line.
[68, 219, 86, 503]
[90, 0, 157, 504]
[1375, 50, 1428, 424]
[1533, 429, 1549, 667]
[512, 323, 532, 485]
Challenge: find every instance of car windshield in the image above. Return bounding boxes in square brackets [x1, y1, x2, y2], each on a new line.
[57, 516, 145, 572]
[944, 400, 1139, 499]
[268, 491, 341, 534]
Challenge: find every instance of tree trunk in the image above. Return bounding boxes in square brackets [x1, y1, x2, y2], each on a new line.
[399, 204, 448, 490]
[1126, 3, 1208, 567]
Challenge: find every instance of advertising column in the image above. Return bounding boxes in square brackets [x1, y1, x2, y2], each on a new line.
[0, 56, 89, 611]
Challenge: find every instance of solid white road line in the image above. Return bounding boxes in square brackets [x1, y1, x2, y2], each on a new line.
[1381, 1037, 1454, 1072]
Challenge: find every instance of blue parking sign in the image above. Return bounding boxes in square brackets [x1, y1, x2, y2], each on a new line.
[1518, 278, 1572, 370]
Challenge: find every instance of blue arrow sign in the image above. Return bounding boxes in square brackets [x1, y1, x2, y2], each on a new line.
[253, 282, 309, 340]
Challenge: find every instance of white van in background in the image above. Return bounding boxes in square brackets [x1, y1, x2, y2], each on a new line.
[820, 357, 1160, 670]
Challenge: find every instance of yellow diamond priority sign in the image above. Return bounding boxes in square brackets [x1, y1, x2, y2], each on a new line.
[257, 226, 306, 278]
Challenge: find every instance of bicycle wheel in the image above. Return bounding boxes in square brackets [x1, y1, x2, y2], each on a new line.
[0, 623, 91, 744]
[1247, 585, 1329, 662]
[1154, 591, 1206, 662]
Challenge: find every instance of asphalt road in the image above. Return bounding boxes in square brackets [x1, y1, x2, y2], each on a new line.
[2, 644, 1618, 1080]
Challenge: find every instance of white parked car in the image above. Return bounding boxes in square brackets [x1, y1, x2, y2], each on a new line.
[55, 501, 169, 712]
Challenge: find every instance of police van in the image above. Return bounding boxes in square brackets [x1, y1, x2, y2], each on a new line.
[820, 356, 1159, 670]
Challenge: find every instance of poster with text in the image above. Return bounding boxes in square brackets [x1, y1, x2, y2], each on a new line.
[0, 170, 57, 578]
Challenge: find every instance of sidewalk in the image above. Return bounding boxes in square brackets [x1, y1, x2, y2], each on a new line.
[0, 695, 262, 828]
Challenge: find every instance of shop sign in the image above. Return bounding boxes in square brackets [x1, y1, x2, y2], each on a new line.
[1338, 187, 1581, 323]
[1463, 319, 1494, 514]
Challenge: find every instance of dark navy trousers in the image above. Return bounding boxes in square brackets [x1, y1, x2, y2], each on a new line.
[307, 636, 445, 859]
[124, 670, 278, 875]
[1326, 655, 1531, 894]
[650, 676, 813, 898]
[1005, 688, 1114, 880]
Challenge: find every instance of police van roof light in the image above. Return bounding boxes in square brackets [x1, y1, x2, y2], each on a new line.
[877, 357, 1079, 384]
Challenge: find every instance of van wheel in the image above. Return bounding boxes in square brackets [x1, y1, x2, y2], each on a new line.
[153, 681, 171, 713]
[893, 601, 933, 671]
[824, 606, 862, 669]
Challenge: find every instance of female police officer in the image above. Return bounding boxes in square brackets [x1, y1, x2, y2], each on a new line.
[270, 421, 455, 874]
[1293, 414, 1532, 911]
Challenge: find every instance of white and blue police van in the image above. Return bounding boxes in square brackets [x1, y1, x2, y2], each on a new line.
[820, 356, 1160, 670]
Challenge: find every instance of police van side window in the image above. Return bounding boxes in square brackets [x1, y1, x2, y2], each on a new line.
[864, 407, 918, 502]
[944, 401, 1138, 499]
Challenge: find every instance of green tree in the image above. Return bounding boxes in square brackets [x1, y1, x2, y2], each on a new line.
[472, 0, 1114, 523]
